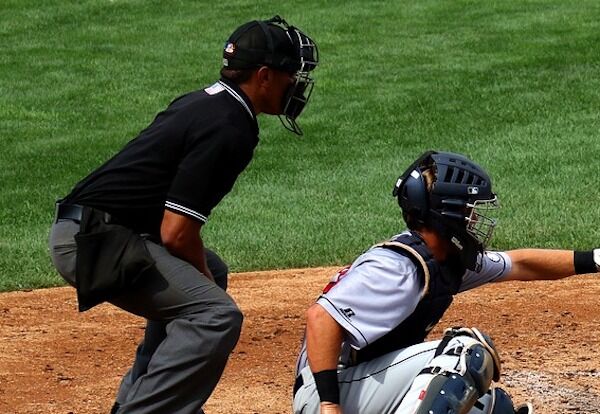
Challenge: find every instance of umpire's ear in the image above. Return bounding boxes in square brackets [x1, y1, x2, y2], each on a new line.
[256, 66, 271, 86]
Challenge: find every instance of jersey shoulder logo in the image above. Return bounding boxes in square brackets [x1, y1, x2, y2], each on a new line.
[484, 251, 502, 263]
[322, 265, 351, 294]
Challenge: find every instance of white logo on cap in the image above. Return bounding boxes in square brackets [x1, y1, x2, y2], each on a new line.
[224, 42, 235, 54]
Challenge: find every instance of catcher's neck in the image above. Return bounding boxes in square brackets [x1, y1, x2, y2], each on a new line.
[416, 228, 452, 262]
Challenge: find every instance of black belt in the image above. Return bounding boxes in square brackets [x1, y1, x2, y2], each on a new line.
[55, 203, 84, 223]
[293, 375, 304, 396]
[55, 203, 147, 239]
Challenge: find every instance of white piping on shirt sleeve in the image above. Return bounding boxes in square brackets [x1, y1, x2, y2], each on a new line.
[165, 201, 208, 223]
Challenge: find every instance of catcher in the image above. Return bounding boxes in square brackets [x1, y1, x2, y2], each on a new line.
[292, 150, 599, 414]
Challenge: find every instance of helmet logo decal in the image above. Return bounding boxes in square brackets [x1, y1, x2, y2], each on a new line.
[410, 170, 420, 179]
[468, 186, 479, 195]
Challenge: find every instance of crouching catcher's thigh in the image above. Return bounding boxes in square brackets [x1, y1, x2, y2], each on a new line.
[395, 326, 501, 414]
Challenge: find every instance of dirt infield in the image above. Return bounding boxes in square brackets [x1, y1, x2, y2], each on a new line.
[1, 268, 599, 414]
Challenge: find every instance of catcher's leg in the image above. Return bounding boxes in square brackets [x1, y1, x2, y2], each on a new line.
[396, 327, 501, 414]
[469, 385, 534, 414]
[293, 341, 440, 414]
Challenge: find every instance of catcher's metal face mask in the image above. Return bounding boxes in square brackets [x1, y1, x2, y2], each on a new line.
[278, 24, 319, 135]
[465, 196, 499, 251]
[435, 196, 499, 272]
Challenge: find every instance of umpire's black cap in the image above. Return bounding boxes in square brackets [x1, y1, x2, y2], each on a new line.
[223, 16, 301, 73]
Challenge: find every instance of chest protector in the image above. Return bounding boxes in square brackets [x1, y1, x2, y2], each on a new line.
[352, 232, 465, 364]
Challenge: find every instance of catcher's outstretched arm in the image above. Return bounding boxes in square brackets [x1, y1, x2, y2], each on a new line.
[503, 248, 598, 281]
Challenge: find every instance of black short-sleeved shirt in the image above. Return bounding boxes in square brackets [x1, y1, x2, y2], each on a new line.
[62, 78, 259, 237]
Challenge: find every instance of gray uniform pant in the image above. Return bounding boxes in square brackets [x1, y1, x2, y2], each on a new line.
[293, 338, 496, 414]
[49, 219, 243, 414]
[293, 341, 439, 414]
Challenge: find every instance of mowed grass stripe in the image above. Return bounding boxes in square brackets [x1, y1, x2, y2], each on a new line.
[1, 0, 599, 290]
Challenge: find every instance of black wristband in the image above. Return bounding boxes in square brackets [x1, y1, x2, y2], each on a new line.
[313, 369, 340, 404]
[574, 250, 597, 274]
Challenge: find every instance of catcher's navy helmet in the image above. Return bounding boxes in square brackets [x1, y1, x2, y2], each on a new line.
[392, 151, 499, 271]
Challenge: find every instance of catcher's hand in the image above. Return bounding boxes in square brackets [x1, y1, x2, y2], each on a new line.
[320, 401, 342, 414]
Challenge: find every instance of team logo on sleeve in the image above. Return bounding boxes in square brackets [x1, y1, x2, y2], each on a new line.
[322, 265, 351, 293]
[484, 252, 502, 263]
[341, 307, 355, 319]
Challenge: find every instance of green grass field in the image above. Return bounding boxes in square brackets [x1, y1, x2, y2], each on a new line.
[1, 0, 599, 291]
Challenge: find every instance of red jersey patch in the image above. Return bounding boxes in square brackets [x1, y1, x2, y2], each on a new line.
[322, 265, 351, 293]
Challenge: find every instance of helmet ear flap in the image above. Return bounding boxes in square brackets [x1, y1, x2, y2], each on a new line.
[393, 169, 430, 227]
[393, 151, 438, 228]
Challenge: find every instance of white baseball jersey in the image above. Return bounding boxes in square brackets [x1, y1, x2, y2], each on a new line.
[295, 232, 512, 374]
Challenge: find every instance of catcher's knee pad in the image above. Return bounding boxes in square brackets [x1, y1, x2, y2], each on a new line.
[462, 342, 496, 394]
[396, 329, 499, 414]
[469, 386, 534, 414]
[442, 327, 501, 382]
[413, 371, 480, 414]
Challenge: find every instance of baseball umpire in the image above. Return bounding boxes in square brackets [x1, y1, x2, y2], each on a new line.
[292, 151, 599, 414]
[48, 16, 318, 414]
